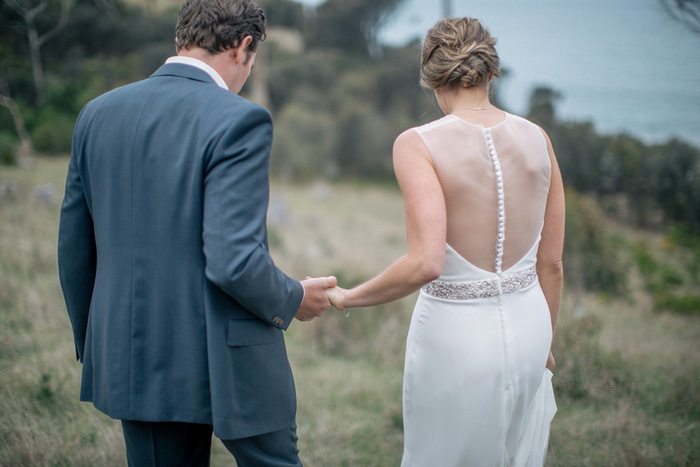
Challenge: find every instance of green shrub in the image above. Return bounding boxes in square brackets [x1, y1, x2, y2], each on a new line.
[0, 133, 18, 165]
[633, 232, 700, 314]
[564, 190, 629, 295]
[632, 243, 658, 278]
[661, 266, 684, 286]
[30, 110, 75, 154]
[666, 224, 700, 254]
[653, 292, 700, 315]
[271, 97, 337, 180]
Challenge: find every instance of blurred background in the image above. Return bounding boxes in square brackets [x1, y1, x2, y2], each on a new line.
[1, 0, 699, 465]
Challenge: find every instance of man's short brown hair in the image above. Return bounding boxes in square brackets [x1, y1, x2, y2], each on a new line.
[175, 0, 266, 54]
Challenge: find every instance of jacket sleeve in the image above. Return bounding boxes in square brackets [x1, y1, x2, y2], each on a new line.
[57, 110, 97, 362]
[202, 105, 303, 329]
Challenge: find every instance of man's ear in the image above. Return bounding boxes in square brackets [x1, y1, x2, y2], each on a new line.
[231, 36, 254, 64]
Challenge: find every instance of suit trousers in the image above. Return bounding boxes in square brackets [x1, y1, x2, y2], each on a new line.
[121, 420, 302, 467]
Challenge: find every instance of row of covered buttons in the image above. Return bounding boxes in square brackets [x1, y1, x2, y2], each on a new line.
[484, 129, 506, 275]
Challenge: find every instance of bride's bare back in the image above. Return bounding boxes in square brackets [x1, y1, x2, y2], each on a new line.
[415, 111, 551, 272]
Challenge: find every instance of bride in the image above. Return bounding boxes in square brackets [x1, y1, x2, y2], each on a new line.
[326, 17, 564, 466]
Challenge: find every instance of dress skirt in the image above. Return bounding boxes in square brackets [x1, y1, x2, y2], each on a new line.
[401, 278, 556, 466]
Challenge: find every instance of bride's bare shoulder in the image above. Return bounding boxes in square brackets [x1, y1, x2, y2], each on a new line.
[393, 127, 428, 158]
[395, 115, 453, 146]
[392, 129, 435, 172]
[393, 115, 455, 162]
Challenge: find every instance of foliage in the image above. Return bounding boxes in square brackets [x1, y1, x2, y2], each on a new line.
[28, 109, 74, 154]
[0, 0, 176, 154]
[2, 0, 700, 263]
[529, 85, 700, 236]
[633, 239, 700, 315]
[667, 223, 700, 255]
[650, 138, 700, 231]
[266, 42, 439, 180]
[0, 132, 18, 165]
[6, 0, 695, 238]
[272, 97, 338, 179]
[527, 86, 561, 129]
[563, 189, 629, 295]
[305, 0, 403, 57]
[653, 292, 700, 315]
[258, 0, 305, 29]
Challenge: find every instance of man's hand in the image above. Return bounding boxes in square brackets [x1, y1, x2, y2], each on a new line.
[295, 276, 337, 321]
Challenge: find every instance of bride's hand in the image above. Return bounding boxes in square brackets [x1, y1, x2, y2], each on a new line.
[546, 350, 555, 371]
[325, 286, 346, 311]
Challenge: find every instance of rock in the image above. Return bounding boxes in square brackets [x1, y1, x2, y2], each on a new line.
[0, 181, 19, 199]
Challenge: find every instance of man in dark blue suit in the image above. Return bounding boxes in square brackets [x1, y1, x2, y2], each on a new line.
[57, 0, 336, 465]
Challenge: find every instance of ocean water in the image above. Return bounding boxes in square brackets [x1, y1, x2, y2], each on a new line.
[296, 0, 700, 146]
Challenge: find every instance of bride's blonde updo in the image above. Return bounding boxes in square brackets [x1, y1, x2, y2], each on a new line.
[420, 17, 500, 90]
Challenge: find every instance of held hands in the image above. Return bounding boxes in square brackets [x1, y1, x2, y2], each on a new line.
[325, 286, 346, 311]
[296, 276, 338, 321]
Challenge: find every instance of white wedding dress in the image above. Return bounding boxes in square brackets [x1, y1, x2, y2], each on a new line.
[401, 113, 557, 466]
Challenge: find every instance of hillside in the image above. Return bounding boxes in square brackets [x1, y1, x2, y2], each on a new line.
[0, 157, 698, 465]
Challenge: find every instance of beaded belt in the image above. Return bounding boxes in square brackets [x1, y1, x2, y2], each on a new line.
[421, 265, 538, 300]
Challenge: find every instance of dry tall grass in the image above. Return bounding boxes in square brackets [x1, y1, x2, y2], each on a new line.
[1, 158, 698, 466]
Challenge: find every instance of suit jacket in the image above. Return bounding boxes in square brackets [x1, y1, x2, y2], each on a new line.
[57, 63, 304, 439]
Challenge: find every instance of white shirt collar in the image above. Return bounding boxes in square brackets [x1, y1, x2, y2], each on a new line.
[165, 56, 228, 91]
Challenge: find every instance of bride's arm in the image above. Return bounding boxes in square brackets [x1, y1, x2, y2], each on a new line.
[537, 129, 565, 368]
[335, 129, 446, 309]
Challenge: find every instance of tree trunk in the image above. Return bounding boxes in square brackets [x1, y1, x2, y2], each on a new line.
[27, 21, 46, 107]
[5, 0, 72, 107]
[0, 94, 35, 162]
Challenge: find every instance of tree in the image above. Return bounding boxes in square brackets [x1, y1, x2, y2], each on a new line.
[554, 121, 608, 197]
[602, 134, 652, 226]
[659, 0, 700, 34]
[258, 0, 305, 29]
[0, 79, 33, 163]
[4, 0, 72, 106]
[306, 0, 404, 57]
[526, 86, 561, 130]
[651, 139, 700, 231]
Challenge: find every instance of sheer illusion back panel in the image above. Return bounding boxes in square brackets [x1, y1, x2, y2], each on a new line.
[415, 114, 551, 272]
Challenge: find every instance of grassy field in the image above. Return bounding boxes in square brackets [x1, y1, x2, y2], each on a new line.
[0, 157, 698, 466]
